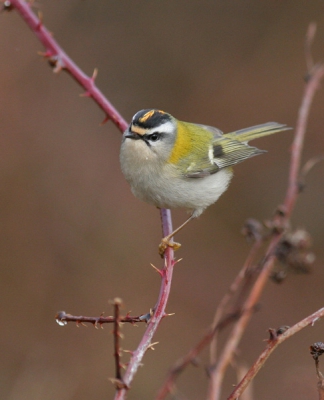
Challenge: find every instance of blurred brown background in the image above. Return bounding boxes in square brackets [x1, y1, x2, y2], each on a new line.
[1, 1, 324, 399]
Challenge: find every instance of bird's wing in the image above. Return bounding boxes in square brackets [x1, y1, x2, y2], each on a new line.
[184, 122, 289, 177]
[183, 124, 265, 178]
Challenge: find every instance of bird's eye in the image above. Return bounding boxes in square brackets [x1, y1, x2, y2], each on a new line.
[147, 132, 161, 142]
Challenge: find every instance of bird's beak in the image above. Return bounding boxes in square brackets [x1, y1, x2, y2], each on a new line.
[124, 129, 142, 140]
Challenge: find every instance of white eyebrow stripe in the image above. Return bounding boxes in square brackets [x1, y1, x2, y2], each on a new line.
[146, 121, 174, 134]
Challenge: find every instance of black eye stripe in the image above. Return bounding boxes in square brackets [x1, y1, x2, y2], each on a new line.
[146, 132, 161, 142]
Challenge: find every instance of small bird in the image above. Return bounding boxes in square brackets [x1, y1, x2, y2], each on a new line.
[120, 109, 290, 256]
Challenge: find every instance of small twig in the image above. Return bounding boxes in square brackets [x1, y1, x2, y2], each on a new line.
[207, 243, 280, 400]
[55, 310, 149, 327]
[284, 64, 324, 216]
[155, 311, 244, 400]
[209, 237, 263, 365]
[299, 155, 324, 190]
[233, 362, 254, 400]
[305, 22, 317, 77]
[227, 308, 324, 400]
[113, 298, 123, 383]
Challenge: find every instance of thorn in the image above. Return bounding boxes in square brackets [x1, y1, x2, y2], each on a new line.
[37, 11, 43, 29]
[163, 312, 175, 318]
[109, 378, 128, 390]
[123, 349, 134, 355]
[80, 322, 88, 328]
[100, 115, 110, 126]
[91, 67, 98, 82]
[147, 341, 159, 351]
[150, 263, 164, 277]
[174, 258, 183, 265]
[38, 50, 53, 58]
[80, 91, 91, 98]
[27, 0, 38, 7]
[312, 317, 320, 326]
[267, 328, 278, 342]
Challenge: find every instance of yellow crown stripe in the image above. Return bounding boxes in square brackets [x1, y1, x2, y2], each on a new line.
[139, 109, 166, 123]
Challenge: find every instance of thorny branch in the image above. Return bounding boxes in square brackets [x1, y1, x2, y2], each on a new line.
[156, 23, 324, 400]
[4, 2, 324, 399]
[113, 298, 123, 384]
[55, 310, 150, 327]
[156, 236, 263, 400]
[228, 308, 324, 400]
[155, 311, 246, 400]
[3, 1, 177, 397]
[207, 25, 324, 400]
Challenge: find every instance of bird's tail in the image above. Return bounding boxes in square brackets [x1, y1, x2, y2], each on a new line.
[225, 122, 291, 143]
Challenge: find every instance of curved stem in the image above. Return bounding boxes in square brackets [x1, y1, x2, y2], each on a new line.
[7, 2, 177, 397]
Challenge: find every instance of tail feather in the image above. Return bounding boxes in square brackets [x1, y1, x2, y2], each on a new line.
[225, 122, 290, 143]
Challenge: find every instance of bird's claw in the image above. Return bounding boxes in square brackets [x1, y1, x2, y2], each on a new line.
[158, 238, 181, 257]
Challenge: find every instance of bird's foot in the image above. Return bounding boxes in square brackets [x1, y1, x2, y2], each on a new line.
[158, 237, 181, 257]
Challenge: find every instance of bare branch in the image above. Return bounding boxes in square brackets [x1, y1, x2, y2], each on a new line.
[55, 310, 150, 327]
[228, 308, 324, 400]
[113, 298, 123, 383]
[6, 0, 128, 131]
[5, 2, 177, 396]
[155, 311, 244, 400]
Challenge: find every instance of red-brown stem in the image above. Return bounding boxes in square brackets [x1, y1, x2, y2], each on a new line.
[55, 310, 149, 326]
[209, 239, 263, 365]
[7, 0, 127, 132]
[155, 311, 243, 400]
[207, 244, 279, 400]
[155, 238, 262, 400]
[113, 299, 123, 382]
[7, 1, 176, 396]
[227, 307, 324, 400]
[115, 209, 175, 399]
[208, 61, 324, 400]
[285, 63, 324, 216]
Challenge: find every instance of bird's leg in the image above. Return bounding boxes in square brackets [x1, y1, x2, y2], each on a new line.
[159, 214, 194, 257]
